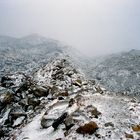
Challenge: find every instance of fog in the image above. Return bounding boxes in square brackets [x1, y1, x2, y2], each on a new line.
[0, 0, 140, 56]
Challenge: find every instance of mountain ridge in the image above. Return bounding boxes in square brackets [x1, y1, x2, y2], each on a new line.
[0, 58, 140, 140]
[91, 49, 140, 97]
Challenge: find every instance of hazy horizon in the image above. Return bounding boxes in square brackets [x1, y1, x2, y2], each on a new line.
[0, 0, 140, 56]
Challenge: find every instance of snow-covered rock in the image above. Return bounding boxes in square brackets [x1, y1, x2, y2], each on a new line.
[1, 58, 138, 140]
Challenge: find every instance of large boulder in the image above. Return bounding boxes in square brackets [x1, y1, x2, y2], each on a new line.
[10, 104, 27, 119]
[12, 116, 25, 127]
[76, 121, 99, 135]
[0, 90, 14, 105]
[16, 80, 31, 93]
[0, 106, 11, 125]
[54, 91, 69, 98]
[0, 126, 4, 138]
[52, 112, 68, 129]
[1, 76, 14, 88]
[41, 100, 70, 129]
[64, 116, 75, 131]
[41, 116, 55, 128]
[125, 133, 134, 139]
[86, 105, 101, 118]
[29, 85, 49, 97]
[132, 124, 140, 132]
[27, 97, 40, 108]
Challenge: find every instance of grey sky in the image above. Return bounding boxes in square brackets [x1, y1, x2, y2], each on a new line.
[0, 0, 140, 56]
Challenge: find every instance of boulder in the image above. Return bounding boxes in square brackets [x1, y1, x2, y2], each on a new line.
[27, 97, 40, 108]
[58, 97, 65, 100]
[16, 81, 31, 93]
[29, 85, 49, 97]
[52, 69, 64, 80]
[0, 106, 11, 125]
[41, 117, 54, 128]
[105, 122, 114, 127]
[0, 90, 14, 105]
[41, 100, 69, 129]
[0, 102, 4, 112]
[10, 105, 26, 119]
[125, 133, 134, 139]
[50, 86, 60, 96]
[76, 121, 99, 135]
[56, 138, 62, 140]
[0, 126, 4, 138]
[95, 133, 102, 138]
[1, 76, 14, 88]
[12, 116, 25, 127]
[68, 98, 75, 107]
[73, 80, 82, 87]
[132, 124, 140, 132]
[55, 91, 69, 97]
[87, 105, 101, 118]
[64, 116, 75, 131]
[18, 99, 28, 111]
[52, 112, 68, 129]
[95, 86, 103, 94]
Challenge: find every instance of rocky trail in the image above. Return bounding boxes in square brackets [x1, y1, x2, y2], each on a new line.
[0, 58, 140, 140]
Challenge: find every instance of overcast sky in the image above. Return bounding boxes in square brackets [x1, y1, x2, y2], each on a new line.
[0, 0, 140, 56]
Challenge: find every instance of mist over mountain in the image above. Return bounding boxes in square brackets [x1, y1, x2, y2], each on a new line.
[1, 0, 140, 56]
[0, 34, 92, 78]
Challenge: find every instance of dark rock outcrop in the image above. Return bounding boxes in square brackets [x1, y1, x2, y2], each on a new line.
[52, 112, 68, 129]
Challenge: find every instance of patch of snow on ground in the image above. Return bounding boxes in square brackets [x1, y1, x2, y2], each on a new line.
[16, 93, 140, 140]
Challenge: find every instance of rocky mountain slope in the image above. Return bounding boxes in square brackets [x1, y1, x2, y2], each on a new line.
[0, 34, 91, 80]
[0, 58, 139, 140]
[0, 34, 64, 78]
[0, 35, 140, 139]
[91, 49, 140, 97]
[1, 34, 140, 97]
